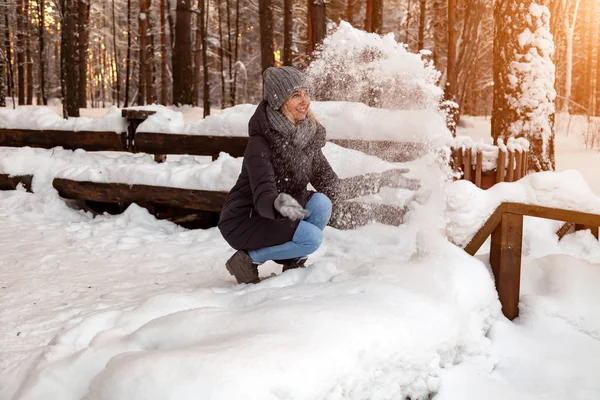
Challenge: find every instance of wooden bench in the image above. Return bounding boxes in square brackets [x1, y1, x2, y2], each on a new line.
[464, 202, 600, 320]
[52, 178, 408, 230]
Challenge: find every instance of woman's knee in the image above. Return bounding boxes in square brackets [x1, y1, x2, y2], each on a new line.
[293, 221, 323, 253]
[306, 193, 332, 229]
[311, 193, 332, 213]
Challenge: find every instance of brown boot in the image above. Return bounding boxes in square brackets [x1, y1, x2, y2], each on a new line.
[282, 258, 308, 272]
[225, 250, 260, 284]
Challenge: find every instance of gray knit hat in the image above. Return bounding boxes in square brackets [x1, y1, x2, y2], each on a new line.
[263, 66, 308, 110]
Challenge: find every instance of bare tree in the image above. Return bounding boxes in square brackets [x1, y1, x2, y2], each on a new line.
[201, 0, 210, 115]
[16, 0, 25, 105]
[160, 0, 167, 104]
[38, 0, 47, 104]
[283, 0, 292, 66]
[139, 0, 149, 104]
[561, 0, 580, 113]
[125, 0, 132, 106]
[172, 0, 193, 105]
[112, 0, 120, 107]
[418, 0, 425, 51]
[259, 0, 274, 73]
[25, 0, 32, 104]
[78, 0, 89, 108]
[61, 0, 80, 116]
[446, 0, 457, 101]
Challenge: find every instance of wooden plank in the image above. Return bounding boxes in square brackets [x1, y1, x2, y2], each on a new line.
[523, 152, 529, 176]
[496, 148, 506, 183]
[463, 203, 506, 256]
[504, 202, 600, 227]
[121, 109, 157, 120]
[506, 150, 514, 182]
[475, 150, 483, 188]
[52, 178, 229, 212]
[556, 222, 575, 239]
[135, 132, 249, 157]
[463, 148, 472, 181]
[515, 150, 523, 180]
[0, 129, 127, 151]
[490, 212, 524, 320]
[0, 174, 33, 191]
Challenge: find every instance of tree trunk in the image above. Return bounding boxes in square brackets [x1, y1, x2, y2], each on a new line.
[432, 0, 445, 69]
[283, 0, 293, 66]
[145, 0, 155, 104]
[372, 0, 382, 34]
[310, 0, 327, 50]
[418, 0, 425, 51]
[364, 0, 372, 32]
[16, 0, 25, 105]
[78, 0, 89, 108]
[347, 0, 353, 25]
[405, 0, 411, 46]
[446, 0, 457, 101]
[201, 0, 210, 115]
[492, 0, 555, 172]
[232, 0, 239, 104]
[160, 0, 168, 104]
[139, 0, 149, 105]
[585, 0, 596, 115]
[217, 0, 226, 108]
[24, 0, 32, 105]
[193, 0, 202, 106]
[562, 0, 580, 113]
[172, 0, 193, 105]
[258, 0, 274, 73]
[38, 0, 47, 105]
[226, 0, 233, 106]
[4, 5, 14, 100]
[125, 0, 132, 106]
[61, 0, 80, 117]
[112, 0, 120, 107]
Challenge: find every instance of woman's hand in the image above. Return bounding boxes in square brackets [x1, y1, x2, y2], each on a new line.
[377, 169, 421, 190]
[274, 193, 311, 221]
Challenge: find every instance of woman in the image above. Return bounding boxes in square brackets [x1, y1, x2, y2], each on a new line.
[218, 66, 417, 284]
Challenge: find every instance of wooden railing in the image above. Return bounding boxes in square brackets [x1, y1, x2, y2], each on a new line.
[451, 146, 529, 190]
[464, 202, 600, 320]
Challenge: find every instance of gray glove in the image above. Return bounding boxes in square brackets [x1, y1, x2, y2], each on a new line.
[378, 169, 421, 190]
[274, 193, 310, 221]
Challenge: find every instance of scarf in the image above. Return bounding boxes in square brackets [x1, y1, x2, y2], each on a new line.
[266, 105, 317, 150]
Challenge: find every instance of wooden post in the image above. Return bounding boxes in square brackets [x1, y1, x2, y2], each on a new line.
[496, 148, 506, 184]
[575, 224, 600, 239]
[490, 212, 523, 320]
[457, 147, 464, 178]
[475, 150, 483, 188]
[515, 150, 523, 180]
[506, 150, 514, 182]
[463, 148, 472, 181]
[522, 151, 528, 177]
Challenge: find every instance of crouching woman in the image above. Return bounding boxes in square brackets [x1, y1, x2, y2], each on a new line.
[218, 66, 417, 284]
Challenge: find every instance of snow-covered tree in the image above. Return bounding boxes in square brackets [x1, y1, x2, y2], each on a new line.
[492, 0, 556, 171]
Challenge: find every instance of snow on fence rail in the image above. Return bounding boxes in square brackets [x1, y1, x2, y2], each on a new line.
[451, 136, 530, 189]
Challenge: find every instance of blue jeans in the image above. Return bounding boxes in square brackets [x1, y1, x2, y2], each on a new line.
[248, 193, 332, 264]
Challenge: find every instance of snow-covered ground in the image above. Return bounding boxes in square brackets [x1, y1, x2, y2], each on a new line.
[0, 106, 598, 399]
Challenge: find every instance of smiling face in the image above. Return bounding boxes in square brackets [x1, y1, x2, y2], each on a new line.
[282, 88, 311, 124]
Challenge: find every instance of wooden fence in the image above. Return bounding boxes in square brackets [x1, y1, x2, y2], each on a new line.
[451, 146, 528, 190]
